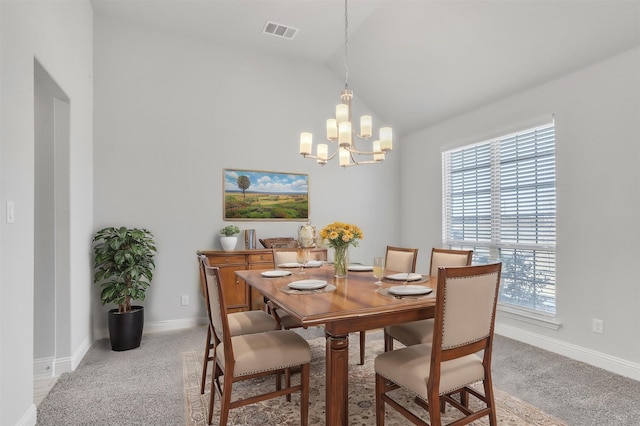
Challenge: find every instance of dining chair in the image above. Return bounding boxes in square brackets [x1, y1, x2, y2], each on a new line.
[357, 245, 419, 365]
[203, 263, 311, 425]
[197, 255, 279, 396]
[383, 248, 473, 352]
[272, 247, 300, 266]
[272, 247, 328, 265]
[384, 245, 419, 274]
[374, 262, 502, 426]
[266, 247, 329, 329]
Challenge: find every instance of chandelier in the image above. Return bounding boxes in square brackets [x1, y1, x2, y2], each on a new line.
[299, 0, 392, 167]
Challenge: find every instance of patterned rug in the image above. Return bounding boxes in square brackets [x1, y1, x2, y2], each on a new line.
[183, 331, 567, 425]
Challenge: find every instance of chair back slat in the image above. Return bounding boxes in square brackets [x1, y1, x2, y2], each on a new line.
[429, 248, 473, 277]
[385, 246, 418, 273]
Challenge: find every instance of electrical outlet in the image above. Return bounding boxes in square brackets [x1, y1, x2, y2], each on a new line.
[181, 295, 189, 306]
[592, 318, 604, 334]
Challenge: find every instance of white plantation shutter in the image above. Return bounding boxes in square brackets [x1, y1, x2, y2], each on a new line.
[442, 123, 556, 315]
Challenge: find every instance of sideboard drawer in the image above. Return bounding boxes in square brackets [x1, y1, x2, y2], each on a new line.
[207, 254, 245, 265]
[248, 253, 274, 264]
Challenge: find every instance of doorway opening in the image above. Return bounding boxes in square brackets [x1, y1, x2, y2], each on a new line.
[33, 60, 71, 404]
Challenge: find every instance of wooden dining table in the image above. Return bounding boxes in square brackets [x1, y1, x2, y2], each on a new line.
[235, 265, 437, 425]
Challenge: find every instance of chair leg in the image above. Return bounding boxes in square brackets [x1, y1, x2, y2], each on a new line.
[300, 363, 310, 426]
[208, 374, 217, 425]
[275, 368, 282, 392]
[219, 372, 233, 426]
[427, 389, 441, 426]
[483, 378, 497, 426]
[359, 331, 365, 365]
[201, 327, 212, 394]
[285, 368, 292, 402]
[383, 331, 394, 352]
[460, 389, 469, 407]
[374, 373, 386, 426]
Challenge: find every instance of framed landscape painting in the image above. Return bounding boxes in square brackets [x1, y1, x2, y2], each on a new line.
[223, 169, 309, 221]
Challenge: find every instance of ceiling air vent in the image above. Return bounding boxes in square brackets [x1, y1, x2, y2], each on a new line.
[263, 21, 298, 40]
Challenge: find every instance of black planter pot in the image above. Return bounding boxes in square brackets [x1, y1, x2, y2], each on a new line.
[107, 306, 144, 351]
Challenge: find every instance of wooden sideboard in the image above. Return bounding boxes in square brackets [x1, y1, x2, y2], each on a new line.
[197, 248, 327, 312]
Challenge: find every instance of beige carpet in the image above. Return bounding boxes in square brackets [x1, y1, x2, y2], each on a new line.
[184, 332, 567, 425]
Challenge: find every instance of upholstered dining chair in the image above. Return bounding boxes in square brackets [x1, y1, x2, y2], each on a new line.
[271, 247, 328, 265]
[357, 245, 419, 365]
[197, 255, 279, 396]
[374, 262, 502, 426]
[264, 248, 328, 330]
[384, 245, 419, 274]
[203, 263, 311, 425]
[383, 248, 473, 352]
[272, 247, 299, 266]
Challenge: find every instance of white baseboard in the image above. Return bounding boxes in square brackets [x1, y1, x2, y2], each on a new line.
[33, 335, 92, 381]
[70, 334, 93, 371]
[143, 317, 208, 334]
[16, 403, 37, 426]
[495, 323, 640, 381]
[93, 316, 207, 341]
[33, 356, 54, 380]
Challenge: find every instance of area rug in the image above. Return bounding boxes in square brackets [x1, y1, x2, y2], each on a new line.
[183, 331, 567, 425]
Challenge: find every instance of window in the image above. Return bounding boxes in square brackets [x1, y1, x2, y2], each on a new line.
[442, 122, 556, 315]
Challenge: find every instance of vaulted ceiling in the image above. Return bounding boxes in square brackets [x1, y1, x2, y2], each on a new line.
[90, 0, 640, 136]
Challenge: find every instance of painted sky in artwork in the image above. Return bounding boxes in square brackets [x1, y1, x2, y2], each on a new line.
[224, 170, 308, 194]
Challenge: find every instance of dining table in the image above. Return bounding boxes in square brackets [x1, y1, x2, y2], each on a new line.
[235, 264, 437, 425]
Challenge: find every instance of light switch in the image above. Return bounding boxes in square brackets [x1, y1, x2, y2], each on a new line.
[6, 201, 15, 223]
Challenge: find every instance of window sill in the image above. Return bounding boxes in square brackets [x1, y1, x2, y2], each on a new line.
[497, 303, 562, 330]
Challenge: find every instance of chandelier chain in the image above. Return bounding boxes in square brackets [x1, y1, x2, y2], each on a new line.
[344, 0, 349, 89]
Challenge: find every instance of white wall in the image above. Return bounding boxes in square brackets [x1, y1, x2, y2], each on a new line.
[92, 16, 401, 333]
[0, 1, 94, 424]
[401, 47, 640, 374]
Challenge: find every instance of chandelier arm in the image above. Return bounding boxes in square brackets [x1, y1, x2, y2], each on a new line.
[348, 148, 383, 156]
[351, 133, 371, 141]
[325, 149, 339, 161]
[348, 151, 382, 166]
[301, 148, 340, 162]
[349, 159, 383, 166]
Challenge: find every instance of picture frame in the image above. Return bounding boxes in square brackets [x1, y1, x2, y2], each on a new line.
[223, 169, 309, 221]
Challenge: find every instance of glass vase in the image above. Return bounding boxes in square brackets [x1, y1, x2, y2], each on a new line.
[333, 245, 349, 278]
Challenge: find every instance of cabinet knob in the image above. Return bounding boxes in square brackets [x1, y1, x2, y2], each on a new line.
[260, 255, 264, 260]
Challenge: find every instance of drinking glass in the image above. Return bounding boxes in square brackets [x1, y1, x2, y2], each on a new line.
[296, 249, 309, 274]
[373, 257, 385, 285]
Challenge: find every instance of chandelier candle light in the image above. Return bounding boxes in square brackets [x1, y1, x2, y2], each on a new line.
[299, 0, 393, 168]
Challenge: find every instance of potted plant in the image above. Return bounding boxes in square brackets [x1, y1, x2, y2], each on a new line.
[93, 227, 157, 351]
[220, 225, 240, 251]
